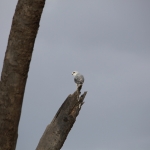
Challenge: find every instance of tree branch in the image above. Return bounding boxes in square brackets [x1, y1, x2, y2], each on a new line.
[0, 1, 46, 150]
[36, 86, 87, 150]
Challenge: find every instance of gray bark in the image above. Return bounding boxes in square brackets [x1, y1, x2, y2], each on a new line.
[36, 86, 87, 150]
[0, 0, 45, 150]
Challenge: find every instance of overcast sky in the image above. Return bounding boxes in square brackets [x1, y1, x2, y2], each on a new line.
[0, 0, 150, 150]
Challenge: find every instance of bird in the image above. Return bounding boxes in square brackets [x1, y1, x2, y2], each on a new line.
[72, 71, 84, 87]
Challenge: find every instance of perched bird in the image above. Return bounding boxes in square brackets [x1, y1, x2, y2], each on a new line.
[72, 71, 84, 87]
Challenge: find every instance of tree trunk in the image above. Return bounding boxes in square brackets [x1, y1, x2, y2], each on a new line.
[0, 1, 45, 150]
[36, 86, 87, 150]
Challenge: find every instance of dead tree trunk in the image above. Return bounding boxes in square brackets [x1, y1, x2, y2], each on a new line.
[0, 1, 45, 150]
[36, 86, 87, 150]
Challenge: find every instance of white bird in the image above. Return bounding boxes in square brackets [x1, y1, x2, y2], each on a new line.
[72, 71, 84, 87]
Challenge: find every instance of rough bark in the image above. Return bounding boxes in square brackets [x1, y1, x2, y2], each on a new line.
[0, 0, 45, 150]
[36, 86, 87, 150]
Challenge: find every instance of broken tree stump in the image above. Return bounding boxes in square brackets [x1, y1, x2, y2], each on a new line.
[36, 86, 87, 150]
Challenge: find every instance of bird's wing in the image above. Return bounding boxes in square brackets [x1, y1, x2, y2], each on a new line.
[74, 74, 84, 84]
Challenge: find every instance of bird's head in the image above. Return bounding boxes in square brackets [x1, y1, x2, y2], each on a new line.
[72, 71, 79, 76]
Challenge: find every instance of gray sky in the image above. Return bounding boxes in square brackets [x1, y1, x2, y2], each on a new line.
[0, 0, 150, 150]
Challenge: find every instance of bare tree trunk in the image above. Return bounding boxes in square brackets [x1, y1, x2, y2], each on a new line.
[0, 1, 45, 150]
[36, 86, 87, 150]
